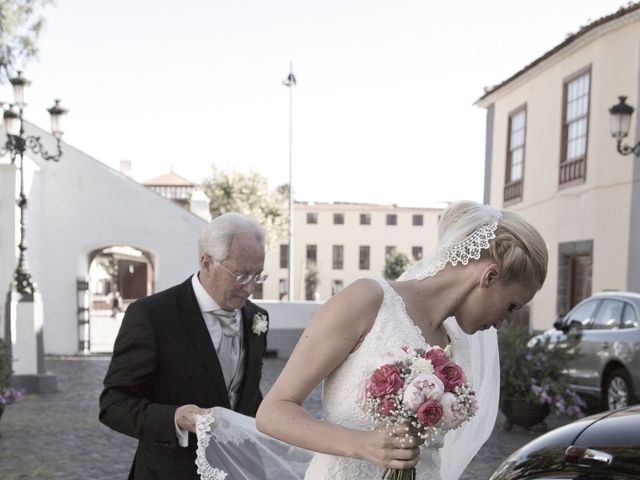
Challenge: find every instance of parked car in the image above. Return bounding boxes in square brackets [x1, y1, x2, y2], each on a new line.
[490, 405, 640, 480]
[529, 291, 640, 410]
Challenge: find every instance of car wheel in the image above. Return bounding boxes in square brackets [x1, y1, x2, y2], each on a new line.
[604, 368, 634, 410]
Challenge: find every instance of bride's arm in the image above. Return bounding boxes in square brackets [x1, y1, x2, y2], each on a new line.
[256, 278, 420, 470]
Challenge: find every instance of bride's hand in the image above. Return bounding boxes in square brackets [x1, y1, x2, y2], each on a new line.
[357, 424, 422, 469]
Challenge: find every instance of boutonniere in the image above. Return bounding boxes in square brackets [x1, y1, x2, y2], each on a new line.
[252, 312, 268, 335]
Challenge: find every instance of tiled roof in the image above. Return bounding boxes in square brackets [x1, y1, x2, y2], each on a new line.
[477, 2, 640, 103]
[142, 171, 195, 186]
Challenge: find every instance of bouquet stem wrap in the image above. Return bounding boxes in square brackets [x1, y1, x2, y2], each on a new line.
[383, 467, 416, 480]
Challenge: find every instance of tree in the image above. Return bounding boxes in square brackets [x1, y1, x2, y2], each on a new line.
[304, 260, 320, 301]
[383, 248, 410, 280]
[0, 0, 54, 81]
[202, 167, 288, 251]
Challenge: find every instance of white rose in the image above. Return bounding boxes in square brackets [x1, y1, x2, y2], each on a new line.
[411, 357, 434, 374]
[252, 313, 268, 335]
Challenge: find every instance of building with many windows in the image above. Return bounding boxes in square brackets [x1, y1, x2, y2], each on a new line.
[261, 201, 445, 301]
[477, 3, 640, 330]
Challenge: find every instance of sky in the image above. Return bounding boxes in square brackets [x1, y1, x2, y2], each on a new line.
[4, 0, 631, 207]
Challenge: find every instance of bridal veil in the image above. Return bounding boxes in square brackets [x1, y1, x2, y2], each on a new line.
[196, 201, 502, 480]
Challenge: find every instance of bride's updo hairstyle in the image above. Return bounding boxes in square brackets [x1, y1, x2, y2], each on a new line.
[484, 210, 548, 291]
[400, 200, 548, 291]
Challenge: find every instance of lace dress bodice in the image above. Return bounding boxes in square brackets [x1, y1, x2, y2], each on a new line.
[304, 278, 468, 480]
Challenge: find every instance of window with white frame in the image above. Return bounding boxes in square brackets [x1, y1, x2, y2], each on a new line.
[560, 68, 590, 185]
[504, 106, 526, 202]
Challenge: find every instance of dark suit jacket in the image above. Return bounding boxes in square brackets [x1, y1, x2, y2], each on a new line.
[99, 277, 268, 480]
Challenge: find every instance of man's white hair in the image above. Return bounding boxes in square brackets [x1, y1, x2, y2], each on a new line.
[198, 213, 265, 260]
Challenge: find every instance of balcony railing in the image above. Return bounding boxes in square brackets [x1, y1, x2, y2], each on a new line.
[559, 157, 586, 185]
[504, 180, 523, 203]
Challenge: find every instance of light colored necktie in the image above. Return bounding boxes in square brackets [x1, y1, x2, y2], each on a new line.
[211, 309, 240, 393]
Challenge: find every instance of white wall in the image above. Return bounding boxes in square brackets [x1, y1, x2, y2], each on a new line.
[1, 123, 207, 354]
[0, 163, 17, 338]
[254, 300, 321, 329]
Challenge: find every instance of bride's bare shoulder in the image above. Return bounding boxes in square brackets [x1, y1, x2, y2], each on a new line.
[327, 278, 384, 320]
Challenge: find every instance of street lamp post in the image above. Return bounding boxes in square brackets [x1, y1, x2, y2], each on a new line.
[1, 68, 67, 393]
[282, 63, 296, 301]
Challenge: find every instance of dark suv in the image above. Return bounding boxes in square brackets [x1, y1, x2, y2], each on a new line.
[530, 291, 640, 410]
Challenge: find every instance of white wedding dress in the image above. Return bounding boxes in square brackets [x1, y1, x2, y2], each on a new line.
[304, 278, 467, 480]
[196, 279, 498, 480]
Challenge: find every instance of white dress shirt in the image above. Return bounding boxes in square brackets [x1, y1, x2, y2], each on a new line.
[175, 272, 242, 447]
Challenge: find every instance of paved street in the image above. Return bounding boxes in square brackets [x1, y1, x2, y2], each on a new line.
[0, 354, 567, 479]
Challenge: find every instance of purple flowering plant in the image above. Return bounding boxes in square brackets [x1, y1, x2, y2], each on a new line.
[498, 322, 585, 419]
[0, 339, 25, 408]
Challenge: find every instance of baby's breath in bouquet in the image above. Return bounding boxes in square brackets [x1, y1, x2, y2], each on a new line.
[363, 346, 477, 480]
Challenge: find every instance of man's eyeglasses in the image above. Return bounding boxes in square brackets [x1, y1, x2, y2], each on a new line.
[216, 260, 268, 285]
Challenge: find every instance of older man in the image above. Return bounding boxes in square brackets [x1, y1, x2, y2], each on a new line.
[99, 213, 269, 479]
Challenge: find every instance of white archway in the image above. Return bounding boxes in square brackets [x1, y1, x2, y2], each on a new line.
[84, 245, 155, 353]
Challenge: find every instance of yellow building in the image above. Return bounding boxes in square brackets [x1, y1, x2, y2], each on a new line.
[260, 201, 445, 301]
[477, 3, 640, 330]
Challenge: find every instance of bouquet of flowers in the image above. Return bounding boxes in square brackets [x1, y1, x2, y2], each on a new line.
[362, 345, 477, 480]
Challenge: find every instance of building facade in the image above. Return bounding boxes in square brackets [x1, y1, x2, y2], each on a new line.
[261, 202, 445, 301]
[477, 3, 640, 330]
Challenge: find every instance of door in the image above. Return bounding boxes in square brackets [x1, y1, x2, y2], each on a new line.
[574, 299, 624, 393]
[569, 255, 590, 308]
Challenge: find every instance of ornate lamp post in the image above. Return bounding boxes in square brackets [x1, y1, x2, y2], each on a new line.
[1, 71, 67, 294]
[1, 68, 67, 393]
[609, 96, 640, 157]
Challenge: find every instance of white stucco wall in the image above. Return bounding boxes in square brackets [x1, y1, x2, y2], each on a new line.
[0, 163, 17, 338]
[1, 123, 207, 354]
[254, 300, 321, 329]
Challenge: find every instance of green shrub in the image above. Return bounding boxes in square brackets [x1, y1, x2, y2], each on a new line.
[0, 338, 24, 406]
[498, 321, 585, 417]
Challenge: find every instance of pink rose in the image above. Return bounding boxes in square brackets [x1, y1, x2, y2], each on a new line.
[417, 400, 443, 427]
[439, 392, 464, 430]
[435, 362, 465, 392]
[380, 397, 397, 416]
[425, 347, 449, 367]
[368, 364, 404, 397]
[402, 373, 445, 412]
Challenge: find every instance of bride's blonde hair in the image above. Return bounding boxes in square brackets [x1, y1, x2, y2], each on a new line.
[438, 201, 548, 291]
[486, 211, 547, 291]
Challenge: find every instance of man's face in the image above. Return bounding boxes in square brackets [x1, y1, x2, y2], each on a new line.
[199, 233, 265, 311]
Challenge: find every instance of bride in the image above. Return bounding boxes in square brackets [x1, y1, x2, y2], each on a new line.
[196, 200, 548, 480]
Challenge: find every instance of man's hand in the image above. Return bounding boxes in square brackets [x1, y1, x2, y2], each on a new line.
[175, 404, 211, 433]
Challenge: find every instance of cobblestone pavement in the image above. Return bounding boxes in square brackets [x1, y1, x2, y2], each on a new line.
[0, 356, 570, 480]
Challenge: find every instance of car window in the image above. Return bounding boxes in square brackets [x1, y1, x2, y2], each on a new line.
[590, 299, 624, 330]
[566, 300, 600, 327]
[622, 303, 639, 328]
